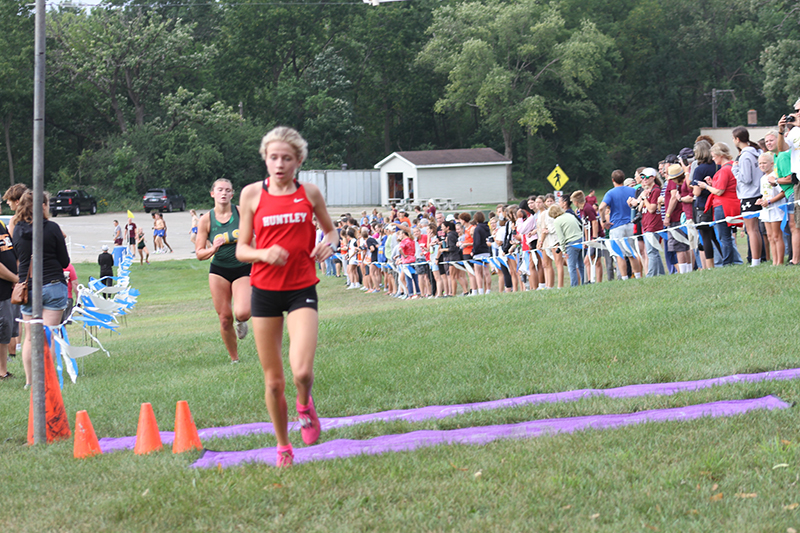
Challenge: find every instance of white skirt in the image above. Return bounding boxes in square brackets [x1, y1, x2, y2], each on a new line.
[760, 197, 786, 223]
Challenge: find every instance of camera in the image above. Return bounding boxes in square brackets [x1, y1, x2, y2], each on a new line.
[787, 114, 796, 123]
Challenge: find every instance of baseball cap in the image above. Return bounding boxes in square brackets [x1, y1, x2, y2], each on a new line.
[641, 167, 657, 178]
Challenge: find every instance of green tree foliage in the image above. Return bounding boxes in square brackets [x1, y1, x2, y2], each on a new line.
[418, 0, 613, 199]
[763, 40, 800, 107]
[213, 1, 347, 118]
[44, 6, 255, 207]
[340, 1, 442, 162]
[77, 89, 264, 206]
[0, 0, 34, 186]
[2, 0, 797, 203]
[583, 0, 767, 169]
[48, 8, 215, 133]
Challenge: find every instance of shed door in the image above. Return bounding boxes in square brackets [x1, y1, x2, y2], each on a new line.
[388, 173, 403, 199]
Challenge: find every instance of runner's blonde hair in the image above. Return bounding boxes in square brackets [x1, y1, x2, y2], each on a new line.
[259, 126, 308, 163]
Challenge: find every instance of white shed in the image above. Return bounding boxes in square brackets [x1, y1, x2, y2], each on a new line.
[374, 148, 511, 208]
[699, 127, 774, 152]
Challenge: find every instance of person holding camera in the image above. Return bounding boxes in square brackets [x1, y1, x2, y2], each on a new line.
[755, 152, 786, 266]
[776, 105, 800, 262]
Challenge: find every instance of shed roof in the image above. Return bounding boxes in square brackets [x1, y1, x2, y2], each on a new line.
[375, 148, 511, 169]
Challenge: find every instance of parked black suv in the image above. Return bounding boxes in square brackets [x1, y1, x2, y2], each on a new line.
[50, 190, 97, 216]
[143, 188, 186, 213]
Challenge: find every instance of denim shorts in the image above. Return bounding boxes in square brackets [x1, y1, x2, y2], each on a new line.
[21, 281, 68, 315]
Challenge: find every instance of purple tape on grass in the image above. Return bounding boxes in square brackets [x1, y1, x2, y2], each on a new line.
[98, 368, 800, 454]
[191, 396, 789, 469]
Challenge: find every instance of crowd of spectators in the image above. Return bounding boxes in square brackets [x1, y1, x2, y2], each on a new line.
[317, 115, 800, 297]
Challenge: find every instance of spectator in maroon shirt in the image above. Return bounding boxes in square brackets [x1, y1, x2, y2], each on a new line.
[638, 168, 666, 276]
[571, 190, 606, 283]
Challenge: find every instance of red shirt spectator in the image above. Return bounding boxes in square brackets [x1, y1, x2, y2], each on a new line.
[400, 236, 415, 264]
[578, 203, 602, 238]
[679, 180, 693, 220]
[706, 161, 741, 224]
[664, 179, 682, 224]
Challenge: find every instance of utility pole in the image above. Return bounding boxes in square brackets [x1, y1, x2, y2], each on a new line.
[31, 0, 46, 444]
[710, 88, 735, 128]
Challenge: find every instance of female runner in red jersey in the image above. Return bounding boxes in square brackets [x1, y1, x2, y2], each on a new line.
[236, 127, 338, 467]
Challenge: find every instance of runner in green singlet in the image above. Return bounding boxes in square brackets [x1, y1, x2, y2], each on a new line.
[195, 179, 252, 363]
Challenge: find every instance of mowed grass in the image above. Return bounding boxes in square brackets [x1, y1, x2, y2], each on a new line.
[1, 259, 800, 532]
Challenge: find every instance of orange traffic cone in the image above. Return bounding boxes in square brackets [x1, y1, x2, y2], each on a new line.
[27, 341, 71, 445]
[172, 400, 203, 454]
[133, 402, 163, 455]
[74, 410, 102, 459]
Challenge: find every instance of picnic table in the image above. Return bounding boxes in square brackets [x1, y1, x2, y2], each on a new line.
[384, 197, 458, 211]
[427, 197, 457, 210]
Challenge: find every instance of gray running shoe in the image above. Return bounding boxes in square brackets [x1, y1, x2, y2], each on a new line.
[235, 320, 248, 340]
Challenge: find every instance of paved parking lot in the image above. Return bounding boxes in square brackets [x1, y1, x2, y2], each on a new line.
[52, 211, 198, 264]
[51, 206, 377, 264]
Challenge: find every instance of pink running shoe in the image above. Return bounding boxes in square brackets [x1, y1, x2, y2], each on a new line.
[276, 444, 293, 467]
[297, 396, 321, 445]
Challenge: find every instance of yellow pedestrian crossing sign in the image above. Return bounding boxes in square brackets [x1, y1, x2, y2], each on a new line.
[546, 165, 570, 191]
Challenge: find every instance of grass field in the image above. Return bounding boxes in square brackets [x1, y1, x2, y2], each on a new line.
[1, 259, 799, 532]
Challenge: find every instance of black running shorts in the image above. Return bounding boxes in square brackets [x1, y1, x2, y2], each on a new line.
[251, 285, 318, 317]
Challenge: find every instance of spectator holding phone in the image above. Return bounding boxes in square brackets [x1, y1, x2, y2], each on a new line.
[698, 143, 741, 266]
[756, 152, 786, 265]
[770, 122, 800, 264]
[777, 101, 800, 255]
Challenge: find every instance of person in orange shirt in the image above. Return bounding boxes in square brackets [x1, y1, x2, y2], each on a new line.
[397, 210, 411, 227]
[458, 212, 477, 295]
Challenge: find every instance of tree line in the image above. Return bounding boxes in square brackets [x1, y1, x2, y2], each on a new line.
[1, 0, 799, 208]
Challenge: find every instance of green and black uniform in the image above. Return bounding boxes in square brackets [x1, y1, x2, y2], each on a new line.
[209, 207, 251, 282]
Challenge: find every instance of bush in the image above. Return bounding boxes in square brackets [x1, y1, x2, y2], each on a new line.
[55, 117, 267, 208]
